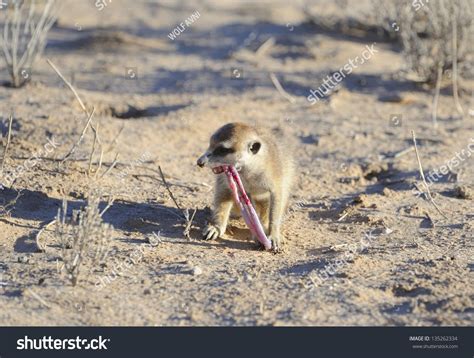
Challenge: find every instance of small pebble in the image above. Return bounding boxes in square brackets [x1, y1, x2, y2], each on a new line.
[192, 266, 203, 276]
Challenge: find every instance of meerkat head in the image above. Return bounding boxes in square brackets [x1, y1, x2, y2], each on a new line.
[197, 122, 262, 170]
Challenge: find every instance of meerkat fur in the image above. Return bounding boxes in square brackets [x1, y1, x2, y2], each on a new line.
[197, 122, 294, 250]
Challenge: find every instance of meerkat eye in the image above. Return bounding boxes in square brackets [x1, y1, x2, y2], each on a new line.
[213, 146, 234, 156]
[249, 141, 261, 154]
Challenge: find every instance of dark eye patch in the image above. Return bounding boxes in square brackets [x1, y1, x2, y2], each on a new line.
[212, 146, 234, 156]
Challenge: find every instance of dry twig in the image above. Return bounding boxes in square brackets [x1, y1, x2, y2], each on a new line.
[255, 37, 275, 57]
[158, 166, 183, 212]
[158, 165, 197, 240]
[105, 124, 125, 153]
[46, 59, 103, 161]
[451, 12, 464, 117]
[1, 114, 13, 173]
[93, 148, 104, 179]
[392, 146, 415, 159]
[270, 73, 296, 103]
[47, 59, 87, 111]
[35, 219, 56, 252]
[100, 153, 119, 179]
[99, 195, 115, 217]
[431, 63, 443, 128]
[61, 106, 96, 162]
[25, 289, 51, 308]
[411, 130, 448, 219]
[381, 146, 414, 161]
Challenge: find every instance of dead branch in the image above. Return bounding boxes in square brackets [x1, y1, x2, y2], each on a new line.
[35, 219, 56, 253]
[255, 37, 275, 57]
[0, 113, 13, 173]
[88, 117, 99, 176]
[411, 130, 448, 219]
[100, 152, 119, 179]
[270, 72, 296, 103]
[99, 195, 115, 217]
[451, 12, 464, 117]
[158, 165, 197, 239]
[431, 63, 443, 127]
[25, 289, 51, 308]
[158, 166, 184, 213]
[105, 124, 125, 153]
[381, 146, 414, 160]
[94, 147, 104, 179]
[393, 146, 414, 159]
[47, 58, 87, 112]
[46, 58, 103, 154]
[61, 106, 96, 162]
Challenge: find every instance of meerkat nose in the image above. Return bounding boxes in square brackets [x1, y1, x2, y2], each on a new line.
[197, 155, 208, 167]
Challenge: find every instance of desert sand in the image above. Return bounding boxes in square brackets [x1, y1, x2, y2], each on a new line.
[0, 0, 472, 326]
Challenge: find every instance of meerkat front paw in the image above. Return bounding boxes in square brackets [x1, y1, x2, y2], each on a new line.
[269, 235, 283, 252]
[203, 224, 222, 240]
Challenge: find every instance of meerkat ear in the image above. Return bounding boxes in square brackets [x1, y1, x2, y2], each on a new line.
[249, 141, 261, 154]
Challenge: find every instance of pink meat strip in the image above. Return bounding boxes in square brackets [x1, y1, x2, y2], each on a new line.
[222, 165, 272, 250]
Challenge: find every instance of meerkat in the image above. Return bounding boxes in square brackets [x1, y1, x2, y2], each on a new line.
[196, 122, 294, 250]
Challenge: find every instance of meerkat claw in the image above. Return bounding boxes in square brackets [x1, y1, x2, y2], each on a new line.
[269, 236, 282, 253]
[203, 225, 220, 240]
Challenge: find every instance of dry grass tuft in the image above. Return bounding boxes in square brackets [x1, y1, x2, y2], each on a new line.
[0, 0, 59, 87]
[373, 0, 473, 84]
[56, 190, 111, 286]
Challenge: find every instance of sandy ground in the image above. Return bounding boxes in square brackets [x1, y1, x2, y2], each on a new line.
[0, 0, 473, 326]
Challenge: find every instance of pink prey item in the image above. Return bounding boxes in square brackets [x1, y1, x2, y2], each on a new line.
[212, 165, 272, 250]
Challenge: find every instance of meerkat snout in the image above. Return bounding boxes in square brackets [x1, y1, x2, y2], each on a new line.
[198, 122, 295, 251]
[197, 153, 209, 167]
